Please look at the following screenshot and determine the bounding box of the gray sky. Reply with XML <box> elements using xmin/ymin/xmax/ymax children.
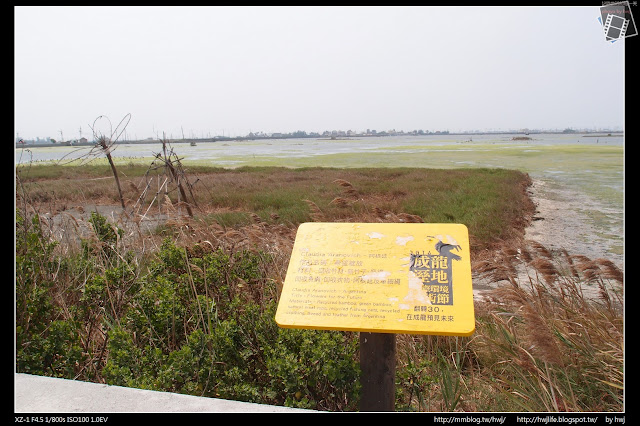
<box><xmin>14</xmin><ymin>6</ymin><xmax>625</xmax><ymax>140</ymax></box>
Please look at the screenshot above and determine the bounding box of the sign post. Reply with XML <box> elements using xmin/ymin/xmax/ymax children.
<box><xmin>275</xmin><ymin>222</ymin><xmax>475</xmax><ymax>411</ymax></box>
<box><xmin>359</xmin><ymin>332</ymin><xmax>396</xmax><ymax>411</ymax></box>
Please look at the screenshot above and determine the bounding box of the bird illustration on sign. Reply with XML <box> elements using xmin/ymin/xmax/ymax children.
<box><xmin>404</xmin><ymin>235</ymin><xmax>462</xmax><ymax>306</ymax></box>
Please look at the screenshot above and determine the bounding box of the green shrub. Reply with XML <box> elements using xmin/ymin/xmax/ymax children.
<box><xmin>17</xmin><ymin>320</ymin><xmax>84</xmax><ymax>377</ymax></box>
<box><xmin>15</xmin><ymin>210</ymin><xmax>84</xmax><ymax>377</ymax></box>
<box><xmin>15</xmin><ymin>210</ymin><xmax>58</xmax><ymax>332</ymax></box>
<box><xmin>265</xmin><ymin>327</ymin><xmax>360</xmax><ymax>410</ymax></box>
<box><xmin>103</xmin><ymin>238</ymin><xmax>360</xmax><ymax>410</ymax></box>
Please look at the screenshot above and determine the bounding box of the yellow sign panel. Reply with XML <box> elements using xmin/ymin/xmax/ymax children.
<box><xmin>275</xmin><ymin>223</ymin><xmax>475</xmax><ymax>336</ymax></box>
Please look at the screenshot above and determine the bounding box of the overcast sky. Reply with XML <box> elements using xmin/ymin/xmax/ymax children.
<box><xmin>14</xmin><ymin>6</ymin><xmax>625</xmax><ymax>140</ymax></box>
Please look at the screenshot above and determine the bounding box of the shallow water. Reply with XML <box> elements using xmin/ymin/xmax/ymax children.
<box><xmin>16</xmin><ymin>133</ymin><xmax>624</xmax><ymax>265</ymax></box>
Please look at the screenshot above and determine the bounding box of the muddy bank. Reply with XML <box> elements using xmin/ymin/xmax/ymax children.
<box><xmin>472</xmin><ymin>178</ymin><xmax>623</xmax><ymax>300</ymax></box>
<box><xmin>524</xmin><ymin>179</ymin><xmax>623</xmax><ymax>268</ymax></box>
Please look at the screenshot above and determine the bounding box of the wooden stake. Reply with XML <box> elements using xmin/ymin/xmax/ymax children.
<box><xmin>359</xmin><ymin>332</ymin><xmax>396</xmax><ymax>412</ymax></box>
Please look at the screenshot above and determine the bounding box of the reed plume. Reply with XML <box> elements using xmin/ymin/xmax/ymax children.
<box><xmin>303</xmin><ymin>199</ymin><xmax>325</xmax><ymax>221</ymax></box>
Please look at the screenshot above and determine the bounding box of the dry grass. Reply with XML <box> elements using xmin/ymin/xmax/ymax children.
<box><xmin>468</xmin><ymin>241</ymin><xmax>623</xmax><ymax>412</ymax></box>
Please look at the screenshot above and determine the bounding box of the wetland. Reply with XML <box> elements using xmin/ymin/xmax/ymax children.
<box><xmin>15</xmin><ymin>132</ymin><xmax>624</xmax><ymax>412</ymax></box>
<box><xmin>16</xmin><ymin>132</ymin><xmax>624</xmax><ymax>267</ymax></box>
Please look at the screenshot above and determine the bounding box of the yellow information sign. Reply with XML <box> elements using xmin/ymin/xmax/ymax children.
<box><xmin>275</xmin><ymin>223</ymin><xmax>475</xmax><ymax>336</ymax></box>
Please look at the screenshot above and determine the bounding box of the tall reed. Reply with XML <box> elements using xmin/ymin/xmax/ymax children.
<box><xmin>470</xmin><ymin>241</ymin><xmax>623</xmax><ymax>412</ymax></box>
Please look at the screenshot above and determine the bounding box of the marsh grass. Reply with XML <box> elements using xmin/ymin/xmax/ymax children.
<box><xmin>17</xmin><ymin>164</ymin><xmax>534</xmax><ymax>254</ymax></box>
<box><xmin>15</xmin><ymin>163</ymin><xmax>623</xmax><ymax>412</ymax></box>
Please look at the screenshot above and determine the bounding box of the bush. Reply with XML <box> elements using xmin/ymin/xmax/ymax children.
<box><xmin>15</xmin><ymin>210</ymin><xmax>84</xmax><ymax>377</ymax></box>
<box><xmin>265</xmin><ymin>327</ymin><xmax>360</xmax><ymax>410</ymax></box>
<box><xmin>103</xmin><ymin>238</ymin><xmax>360</xmax><ymax>411</ymax></box>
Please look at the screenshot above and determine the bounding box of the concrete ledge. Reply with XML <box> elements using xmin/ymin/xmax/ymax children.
<box><xmin>15</xmin><ymin>373</ymin><xmax>316</xmax><ymax>413</ymax></box>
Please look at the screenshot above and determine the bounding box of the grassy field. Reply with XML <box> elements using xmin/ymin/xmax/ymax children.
<box><xmin>15</xmin><ymin>162</ymin><xmax>623</xmax><ymax>412</ymax></box>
